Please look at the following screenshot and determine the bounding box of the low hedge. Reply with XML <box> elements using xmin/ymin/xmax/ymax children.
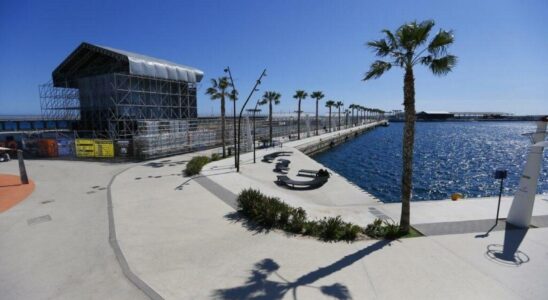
<box><xmin>237</xmin><ymin>188</ymin><xmax>363</xmax><ymax>242</ymax></box>
<box><xmin>184</xmin><ymin>156</ymin><xmax>211</xmax><ymax>176</ymax></box>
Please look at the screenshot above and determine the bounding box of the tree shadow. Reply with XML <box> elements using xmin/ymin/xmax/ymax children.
<box><xmin>213</xmin><ymin>239</ymin><xmax>391</xmax><ymax>299</ymax></box>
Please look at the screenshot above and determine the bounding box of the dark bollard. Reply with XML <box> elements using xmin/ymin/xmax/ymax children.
<box><xmin>17</xmin><ymin>150</ymin><xmax>29</xmax><ymax>185</ymax></box>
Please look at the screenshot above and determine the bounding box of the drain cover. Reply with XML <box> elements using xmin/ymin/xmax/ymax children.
<box><xmin>27</xmin><ymin>215</ymin><xmax>52</xmax><ymax>226</ymax></box>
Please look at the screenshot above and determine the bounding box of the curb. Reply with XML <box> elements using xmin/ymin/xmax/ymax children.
<box><xmin>107</xmin><ymin>165</ymin><xmax>164</xmax><ymax>300</ymax></box>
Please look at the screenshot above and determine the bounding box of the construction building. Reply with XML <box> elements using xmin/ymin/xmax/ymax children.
<box><xmin>39</xmin><ymin>42</ymin><xmax>204</xmax><ymax>159</ymax></box>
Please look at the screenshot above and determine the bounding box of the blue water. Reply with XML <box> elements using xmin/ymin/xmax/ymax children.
<box><xmin>314</xmin><ymin>122</ymin><xmax>548</xmax><ymax>202</ymax></box>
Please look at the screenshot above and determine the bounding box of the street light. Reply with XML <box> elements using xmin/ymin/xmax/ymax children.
<box><xmin>246</xmin><ymin>105</ymin><xmax>261</xmax><ymax>163</ymax></box>
<box><xmin>494</xmin><ymin>168</ymin><xmax>508</xmax><ymax>225</ymax></box>
<box><xmin>234</xmin><ymin>69</ymin><xmax>267</xmax><ymax>172</ymax></box>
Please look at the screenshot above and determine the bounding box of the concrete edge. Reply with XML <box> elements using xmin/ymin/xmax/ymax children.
<box><xmin>107</xmin><ymin>165</ymin><xmax>164</xmax><ymax>300</ymax></box>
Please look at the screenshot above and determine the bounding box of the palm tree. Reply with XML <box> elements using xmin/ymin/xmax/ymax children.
<box><xmin>349</xmin><ymin>104</ymin><xmax>358</xmax><ymax>126</ymax></box>
<box><xmin>335</xmin><ymin>101</ymin><xmax>344</xmax><ymax>130</ymax></box>
<box><xmin>363</xmin><ymin>20</ymin><xmax>456</xmax><ymax>233</ymax></box>
<box><xmin>310</xmin><ymin>91</ymin><xmax>325</xmax><ymax>135</ymax></box>
<box><xmin>293</xmin><ymin>90</ymin><xmax>308</xmax><ymax>139</ymax></box>
<box><xmin>259</xmin><ymin>91</ymin><xmax>281</xmax><ymax>146</ymax></box>
<box><xmin>206</xmin><ymin>77</ymin><xmax>232</xmax><ymax>157</ymax></box>
<box><xmin>325</xmin><ymin>100</ymin><xmax>335</xmax><ymax>132</ymax></box>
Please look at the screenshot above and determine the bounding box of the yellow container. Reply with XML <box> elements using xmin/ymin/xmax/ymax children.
<box><xmin>76</xmin><ymin>139</ymin><xmax>95</xmax><ymax>157</ymax></box>
<box><xmin>93</xmin><ymin>140</ymin><xmax>114</xmax><ymax>158</ymax></box>
<box><xmin>75</xmin><ymin>139</ymin><xmax>114</xmax><ymax>158</ymax></box>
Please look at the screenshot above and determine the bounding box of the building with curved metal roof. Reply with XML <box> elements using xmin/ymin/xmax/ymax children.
<box><xmin>40</xmin><ymin>42</ymin><xmax>204</xmax><ymax>140</ymax></box>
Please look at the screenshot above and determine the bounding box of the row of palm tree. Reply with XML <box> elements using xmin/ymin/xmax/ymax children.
<box><xmin>348</xmin><ymin>105</ymin><xmax>386</xmax><ymax>125</ymax></box>
<box><xmin>206</xmin><ymin>77</ymin><xmax>388</xmax><ymax>156</ymax></box>
<box><xmin>206</xmin><ymin>20</ymin><xmax>455</xmax><ymax>237</ymax></box>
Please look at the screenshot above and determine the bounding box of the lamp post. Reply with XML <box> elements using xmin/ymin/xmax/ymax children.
<box><xmin>224</xmin><ymin>67</ymin><xmax>238</xmax><ymax>168</ymax></box>
<box><xmin>494</xmin><ymin>168</ymin><xmax>508</xmax><ymax>225</ymax></box>
<box><xmin>246</xmin><ymin>106</ymin><xmax>261</xmax><ymax>163</ymax></box>
<box><xmin>234</xmin><ymin>69</ymin><xmax>267</xmax><ymax>172</ymax></box>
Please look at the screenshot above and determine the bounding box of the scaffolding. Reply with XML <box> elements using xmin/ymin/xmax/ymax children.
<box><xmin>39</xmin><ymin>84</ymin><xmax>80</xmax><ymax>120</ymax></box>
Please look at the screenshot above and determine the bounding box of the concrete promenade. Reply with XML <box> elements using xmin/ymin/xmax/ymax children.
<box><xmin>107</xmin><ymin>121</ymin><xmax>548</xmax><ymax>299</ymax></box>
<box><xmin>0</xmin><ymin>159</ymin><xmax>148</xmax><ymax>300</ymax></box>
<box><xmin>2</xmin><ymin>121</ymin><xmax>547</xmax><ymax>299</ymax></box>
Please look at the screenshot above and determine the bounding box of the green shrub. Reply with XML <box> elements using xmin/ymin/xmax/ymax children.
<box><xmin>286</xmin><ymin>207</ymin><xmax>307</xmax><ymax>233</ymax></box>
<box><xmin>236</xmin><ymin>188</ymin><xmax>364</xmax><ymax>242</ymax></box>
<box><xmin>318</xmin><ymin>216</ymin><xmax>346</xmax><ymax>241</ymax></box>
<box><xmin>184</xmin><ymin>156</ymin><xmax>210</xmax><ymax>176</ymax></box>
<box><xmin>211</xmin><ymin>153</ymin><xmax>221</xmax><ymax>161</ymax></box>
<box><xmin>365</xmin><ymin>218</ymin><xmax>403</xmax><ymax>239</ymax></box>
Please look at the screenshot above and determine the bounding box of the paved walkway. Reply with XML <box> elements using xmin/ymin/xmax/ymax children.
<box><xmin>0</xmin><ymin>160</ymin><xmax>148</xmax><ymax>300</ymax></box>
<box><xmin>108</xmin><ymin>122</ymin><xmax>548</xmax><ymax>299</ymax></box>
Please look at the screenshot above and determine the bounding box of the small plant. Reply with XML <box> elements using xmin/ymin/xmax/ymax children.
<box><xmin>236</xmin><ymin>188</ymin><xmax>364</xmax><ymax>242</ymax></box>
<box><xmin>365</xmin><ymin>218</ymin><xmax>404</xmax><ymax>239</ymax></box>
<box><xmin>184</xmin><ymin>156</ymin><xmax>210</xmax><ymax>176</ymax></box>
<box><xmin>211</xmin><ymin>153</ymin><xmax>221</xmax><ymax>161</ymax></box>
<box><xmin>318</xmin><ymin>216</ymin><xmax>346</xmax><ymax>241</ymax></box>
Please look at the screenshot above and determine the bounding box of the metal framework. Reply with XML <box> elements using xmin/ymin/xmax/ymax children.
<box><xmin>39</xmin><ymin>84</ymin><xmax>80</xmax><ymax>120</ymax></box>
<box><xmin>40</xmin><ymin>72</ymin><xmax>197</xmax><ymax>139</ymax></box>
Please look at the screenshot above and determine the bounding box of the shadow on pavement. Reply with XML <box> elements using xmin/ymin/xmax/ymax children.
<box><xmin>485</xmin><ymin>224</ymin><xmax>530</xmax><ymax>266</ymax></box>
<box><xmin>213</xmin><ymin>239</ymin><xmax>391</xmax><ymax>299</ymax></box>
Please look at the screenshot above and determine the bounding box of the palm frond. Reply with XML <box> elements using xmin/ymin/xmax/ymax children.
<box><xmin>367</xmin><ymin>39</ymin><xmax>392</xmax><ymax>57</ymax></box>
<box><xmin>429</xmin><ymin>55</ymin><xmax>457</xmax><ymax>76</ymax></box>
<box><xmin>363</xmin><ymin>60</ymin><xmax>392</xmax><ymax>81</ymax></box>
<box><xmin>396</xmin><ymin>20</ymin><xmax>434</xmax><ymax>51</ymax></box>
<box><xmin>428</xmin><ymin>29</ymin><xmax>454</xmax><ymax>56</ymax></box>
<box><xmin>293</xmin><ymin>90</ymin><xmax>308</xmax><ymax>100</ymax></box>
<box><xmin>382</xmin><ymin>29</ymin><xmax>398</xmax><ymax>49</ymax></box>
<box><xmin>414</xmin><ymin>20</ymin><xmax>435</xmax><ymax>46</ymax></box>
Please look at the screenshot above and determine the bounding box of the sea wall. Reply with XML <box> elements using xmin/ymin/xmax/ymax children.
<box><xmin>296</xmin><ymin>120</ymin><xmax>387</xmax><ymax>156</ymax></box>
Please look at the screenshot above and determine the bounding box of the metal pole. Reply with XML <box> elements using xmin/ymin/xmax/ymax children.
<box><xmin>253</xmin><ymin>111</ymin><xmax>256</xmax><ymax>163</ymax></box>
<box><xmin>235</xmin><ymin>69</ymin><xmax>267</xmax><ymax>172</ymax></box>
<box><xmin>224</xmin><ymin>67</ymin><xmax>238</xmax><ymax>169</ymax></box>
<box><xmin>495</xmin><ymin>178</ymin><xmax>504</xmax><ymax>225</ymax></box>
<box><xmin>17</xmin><ymin>150</ymin><xmax>29</xmax><ymax>185</ymax></box>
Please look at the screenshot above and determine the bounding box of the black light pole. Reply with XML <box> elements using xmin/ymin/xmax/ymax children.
<box><xmin>224</xmin><ymin>67</ymin><xmax>238</xmax><ymax>167</ymax></box>
<box><xmin>235</xmin><ymin>69</ymin><xmax>267</xmax><ymax>172</ymax></box>
<box><xmin>494</xmin><ymin>168</ymin><xmax>508</xmax><ymax>226</ymax></box>
<box><xmin>246</xmin><ymin>106</ymin><xmax>261</xmax><ymax>163</ymax></box>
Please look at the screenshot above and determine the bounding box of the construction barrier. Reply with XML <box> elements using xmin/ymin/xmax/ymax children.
<box><xmin>76</xmin><ymin>139</ymin><xmax>114</xmax><ymax>158</ymax></box>
<box><xmin>38</xmin><ymin>139</ymin><xmax>58</xmax><ymax>157</ymax></box>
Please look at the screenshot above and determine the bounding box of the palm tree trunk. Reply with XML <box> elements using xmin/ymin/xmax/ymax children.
<box><xmin>315</xmin><ymin>100</ymin><xmax>319</xmax><ymax>136</ymax></box>
<box><xmin>338</xmin><ymin>107</ymin><xmax>341</xmax><ymax>130</ymax></box>
<box><xmin>269</xmin><ymin>101</ymin><xmax>273</xmax><ymax>146</ymax></box>
<box><xmin>297</xmin><ymin>99</ymin><xmax>301</xmax><ymax>139</ymax></box>
<box><xmin>221</xmin><ymin>98</ymin><xmax>226</xmax><ymax>157</ymax></box>
<box><xmin>328</xmin><ymin>108</ymin><xmax>332</xmax><ymax>132</ymax></box>
<box><xmin>400</xmin><ymin>67</ymin><xmax>416</xmax><ymax>233</ymax></box>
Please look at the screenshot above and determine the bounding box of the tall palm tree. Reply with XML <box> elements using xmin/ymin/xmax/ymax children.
<box><xmin>348</xmin><ymin>104</ymin><xmax>355</xmax><ymax>126</ymax></box>
<box><xmin>335</xmin><ymin>101</ymin><xmax>344</xmax><ymax>130</ymax></box>
<box><xmin>259</xmin><ymin>91</ymin><xmax>281</xmax><ymax>147</ymax></box>
<box><xmin>363</xmin><ymin>20</ymin><xmax>456</xmax><ymax>233</ymax></box>
<box><xmin>310</xmin><ymin>91</ymin><xmax>325</xmax><ymax>135</ymax></box>
<box><xmin>206</xmin><ymin>77</ymin><xmax>232</xmax><ymax>157</ymax></box>
<box><xmin>325</xmin><ymin>100</ymin><xmax>335</xmax><ymax>132</ymax></box>
<box><xmin>293</xmin><ymin>90</ymin><xmax>308</xmax><ymax>139</ymax></box>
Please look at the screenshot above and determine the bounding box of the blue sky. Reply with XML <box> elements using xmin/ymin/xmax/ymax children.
<box><xmin>0</xmin><ymin>0</ymin><xmax>546</xmax><ymax>116</ymax></box>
